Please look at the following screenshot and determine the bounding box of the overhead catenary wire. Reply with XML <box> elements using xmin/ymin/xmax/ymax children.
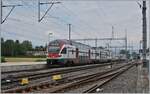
<box><xmin>20</xmin><ymin>0</ymin><xmax>87</xmax><ymax>39</ymax></box>
<box><xmin>2</xmin><ymin>0</ymin><xmax>109</xmax><ymax>39</ymax></box>
<box><xmin>60</xmin><ymin>3</ymin><xmax>100</xmax><ymax>37</ymax></box>
<box><xmin>1</xmin><ymin>1</ymin><xmax>67</xmax><ymax>41</ymax></box>
<box><xmin>1</xmin><ymin>0</ymin><xmax>142</xmax><ymax>49</ymax></box>
<box><xmin>45</xmin><ymin>2</ymin><xmax>94</xmax><ymax>39</ymax></box>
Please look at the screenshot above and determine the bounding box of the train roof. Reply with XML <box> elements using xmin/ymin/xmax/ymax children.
<box><xmin>49</xmin><ymin>39</ymin><xmax>91</xmax><ymax>49</ymax></box>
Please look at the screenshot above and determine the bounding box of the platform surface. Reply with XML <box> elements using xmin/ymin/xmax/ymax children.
<box><xmin>0</xmin><ymin>62</ymin><xmax>46</xmax><ymax>66</ymax></box>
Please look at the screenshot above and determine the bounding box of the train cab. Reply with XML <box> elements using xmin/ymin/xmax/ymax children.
<box><xmin>47</xmin><ymin>40</ymin><xmax>76</xmax><ymax>65</ymax></box>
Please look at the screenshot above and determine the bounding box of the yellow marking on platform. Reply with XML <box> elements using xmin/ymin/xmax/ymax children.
<box><xmin>20</xmin><ymin>78</ymin><xmax>29</xmax><ymax>85</ymax></box>
<box><xmin>52</xmin><ymin>75</ymin><xmax>62</xmax><ymax>81</ymax></box>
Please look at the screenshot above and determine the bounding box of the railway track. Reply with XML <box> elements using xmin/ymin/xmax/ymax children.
<box><xmin>47</xmin><ymin>63</ymin><xmax>135</xmax><ymax>93</ymax></box>
<box><xmin>2</xmin><ymin>62</ymin><xmax>135</xmax><ymax>93</ymax></box>
<box><xmin>1</xmin><ymin>62</ymin><xmax>115</xmax><ymax>90</ymax></box>
<box><xmin>2</xmin><ymin>61</ymin><xmax>120</xmax><ymax>75</ymax></box>
<box><xmin>83</xmin><ymin>64</ymin><xmax>134</xmax><ymax>93</ymax></box>
<box><xmin>2</xmin><ymin>60</ymin><xmax>124</xmax><ymax>76</ymax></box>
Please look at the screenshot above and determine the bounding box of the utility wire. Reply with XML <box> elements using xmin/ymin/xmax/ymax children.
<box><xmin>60</xmin><ymin>3</ymin><xmax>99</xmax><ymax>37</ymax></box>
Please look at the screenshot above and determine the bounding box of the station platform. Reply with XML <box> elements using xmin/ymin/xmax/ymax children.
<box><xmin>0</xmin><ymin>62</ymin><xmax>47</xmax><ymax>73</ymax></box>
<box><xmin>0</xmin><ymin>62</ymin><xmax>46</xmax><ymax>66</ymax></box>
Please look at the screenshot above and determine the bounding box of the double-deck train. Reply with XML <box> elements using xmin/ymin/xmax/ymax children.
<box><xmin>46</xmin><ymin>39</ymin><xmax>115</xmax><ymax>66</ymax></box>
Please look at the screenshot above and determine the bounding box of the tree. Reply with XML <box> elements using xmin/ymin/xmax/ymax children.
<box><xmin>119</xmin><ymin>49</ymin><xmax>131</xmax><ymax>59</ymax></box>
<box><xmin>21</xmin><ymin>40</ymin><xmax>33</xmax><ymax>55</ymax></box>
<box><xmin>4</xmin><ymin>40</ymin><xmax>15</xmax><ymax>56</ymax></box>
<box><xmin>35</xmin><ymin>46</ymin><xmax>40</xmax><ymax>51</ymax></box>
<box><xmin>1</xmin><ymin>38</ymin><xmax>4</xmax><ymax>56</ymax></box>
<box><xmin>1</xmin><ymin>38</ymin><xmax>48</xmax><ymax>56</ymax></box>
<box><xmin>132</xmin><ymin>52</ymin><xmax>139</xmax><ymax>59</ymax></box>
<box><xmin>14</xmin><ymin>40</ymin><xmax>22</xmax><ymax>56</ymax></box>
<box><xmin>34</xmin><ymin>45</ymin><xmax>45</xmax><ymax>51</ymax></box>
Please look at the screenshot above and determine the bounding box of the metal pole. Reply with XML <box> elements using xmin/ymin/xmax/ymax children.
<box><xmin>131</xmin><ymin>42</ymin><xmax>134</xmax><ymax>60</ymax></box>
<box><xmin>115</xmin><ymin>47</ymin><xmax>116</xmax><ymax>57</ymax></box>
<box><xmin>0</xmin><ymin>0</ymin><xmax>2</xmax><ymax>24</ymax></box>
<box><xmin>38</xmin><ymin>1</ymin><xmax>60</xmax><ymax>22</ymax></box>
<box><xmin>68</xmin><ymin>24</ymin><xmax>71</xmax><ymax>44</ymax></box>
<box><xmin>139</xmin><ymin>40</ymin><xmax>142</xmax><ymax>51</ymax></box>
<box><xmin>138</xmin><ymin>40</ymin><xmax>142</xmax><ymax>60</ymax></box>
<box><xmin>95</xmin><ymin>38</ymin><xmax>98</xmax><ymax>58</ymax></box>
<box><xmin>47</xmin><ymin>33</ymin><xmax>52</xmax><ymax>51</ymax></box>
<box><xmin>112</xmin><ymin>26</ymin><xmax>114</xmax><ymax>39</ymax></box>
<box><xmin>107</xmin><ymin>43</ymin><xmax>110</xmax><ymax>58</ymax></box>
<box><xmin>0</xmin><ymin>0</ymin><xmax>2</xmax><ymax>92</ymax></box>
<box><xmin>111</xmin><ymin>26</ymin><xmax>114</xmax><ymax>59</ymax></box>
<box><xmin>142</xmin><ymin>1</ymin><xmax>147</xmax><ymax>67</ymax></box>
<box><xmin>95</xmin><ymin>38</ymin><xmax>97</xmax><ymax>48</ymax></box>
<box><xmin>49</xmin><ymin>33</ymin><xmax>52</xmax><ymax>43</ymax></box>
<box><xmin>38</xmin><ymin>0</ymin><xmax>40</xmax><ymax>22</ymax></box>
<box><xmin>125</xmin><ymin>29</ymin><xmax>128</xmax><ymax>60</ymax></box>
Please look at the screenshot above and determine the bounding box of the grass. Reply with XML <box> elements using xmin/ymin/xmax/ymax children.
<box><xmin>5</xmin><ymin>57</ymin><xmax>46</xmax><ymax>62</ymax></box>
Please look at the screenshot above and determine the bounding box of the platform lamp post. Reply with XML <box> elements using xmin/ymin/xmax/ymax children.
<box><xmin>48</xmin><ymin>32</ymin><xmax>53</xmax><ymax>43</ymax></box>
<box><xmin>47</xmin><ymin>33</ymin><xmax>53</xmax><ymax>51</ymax></box>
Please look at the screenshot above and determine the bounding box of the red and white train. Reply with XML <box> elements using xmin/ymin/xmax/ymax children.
<box><xmin>46</xmin><ymin>39</ymin><xmax>113</xmax><ymax>66</ymax></box>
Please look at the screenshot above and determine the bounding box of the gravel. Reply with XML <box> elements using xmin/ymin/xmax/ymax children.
<box><xmin>100</xmin><ymin>65</ymin><xmax>138</xmax><ymax>93</ymax></box>
<box><xmin>63</xmin><ymin>64</ymin><xmax>139</xmax><ymax>93</ymax></box>
<box><xmin>32</xmin><ymin>63</ymin><xmax>126</xmax><ymax>93</ymax></box>
<box><xmin>2</xmin><ymin>62</ymin><xmax>129</xmax><ymax>93</ymax></box>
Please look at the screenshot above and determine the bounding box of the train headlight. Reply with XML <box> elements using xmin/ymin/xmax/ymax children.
<box><xmin>58</xmin><ymin>55</ymin><xmax>62</xmax><ymax>57</ymax></box>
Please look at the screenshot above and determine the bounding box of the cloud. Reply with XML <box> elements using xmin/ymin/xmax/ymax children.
<box><xmin>1</xmin><ymin>0</ymin><xmax>149</xmax><ymax>49</ymax></box>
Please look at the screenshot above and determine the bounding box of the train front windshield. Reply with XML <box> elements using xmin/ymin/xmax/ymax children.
<box><xmin>48</xmin><ymin>46</ymin><xmax>60</xmax><ymax>53</ymax></box>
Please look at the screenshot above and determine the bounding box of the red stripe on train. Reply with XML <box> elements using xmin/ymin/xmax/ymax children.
<box><xmin>48</xmin><ymin>53</ymin><xmax>61</xmax><ymax>58</ymax></box>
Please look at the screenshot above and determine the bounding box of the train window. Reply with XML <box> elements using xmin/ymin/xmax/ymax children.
<box><xmin>72</xmin><ymin>50</ymin><xmax>74</xmax><ymax>54</ymax></box>
<box><xmin>48</xmin><ymin>47</ymin><xmax>60</xmax><ymax>53</ymax></box>
<box><xmin>61</xmin><ymin>48</ymin><xmax>67</xmax><ymax>54</ymax></box>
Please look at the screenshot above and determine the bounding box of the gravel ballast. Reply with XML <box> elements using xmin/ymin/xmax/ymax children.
<box><xmin>101</xmin><ymin>65</ymin><xmax>146</xmax><ymax>93</ymax></box>
<box><xmin>66</xmin><ymin>64</ymin><xmax>148</xmax><ymax>93</ymax></box>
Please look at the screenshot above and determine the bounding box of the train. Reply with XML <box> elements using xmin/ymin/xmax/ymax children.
<box><xmin>46</xmin><ymin>39</ymin><xmax>119</xmax><ymax>66</ymax></box>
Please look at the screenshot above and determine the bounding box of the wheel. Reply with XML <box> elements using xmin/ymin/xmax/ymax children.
<box><xmin>65</xmin><ymin>61</ymin><xmax>73</xmax><ymax>67</ymax></box>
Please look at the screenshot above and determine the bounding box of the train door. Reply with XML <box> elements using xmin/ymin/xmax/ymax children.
<box><xmin>88</xmin><ymin>49</ymin><xmax>91</xmax><ymax>63</ymax></box>
<box><xmin>76</xmin><ymin>48</ymin><xmax>79</xmax><ymax>58</ymax></box>
<box><xmin>76</xmin><ymin>48</ymin><xmax>79</xmax><ymax>63</ymax></box>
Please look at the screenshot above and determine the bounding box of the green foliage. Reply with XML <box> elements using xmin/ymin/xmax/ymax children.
<box><xmin>120</xmin><ymin>49</ymin><xmax>129</xmax><ymax>55</ymax></box>
<box><xmin>131</xmin><ymin>52</ymin><xmax>139</xmax><ymax>59</ymax></box>
<box><xmin>1</xmin><ymin>56</ymin><xmax>5</xmax><ymax>63</ymax></box>
<box><xmin>21</xmin><ymin>40</ymin><xmax>33</xmax><ymax>55</ymax></box>
<box><xmin>119</xmin><ymin>49</ymin><xmax>131</xmax><ymax>59</ymax></box>
<box><xmin>1</xmin><ymin>38</ymin><xmax>46</xmax><ymax>57</ymax></box>
<box><xmin>34</xmin><ymin>45</ymin><xmax>46</xmax><ymax>51</ymax></box>
<box><xmin>3</xmin><ymin>39</ymin><xmax>15</xmax><ymax>56</ymax></box>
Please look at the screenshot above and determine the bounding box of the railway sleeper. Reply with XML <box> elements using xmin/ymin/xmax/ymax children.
<box><xmin>2</xmin><ymin>61</ymin><xmax>134</xmax><ymax>92</ymax></box>
<box><xmin>50</xmin><ymin>64</ymin><xmax>134</xmax><ymax>93</ymax></box>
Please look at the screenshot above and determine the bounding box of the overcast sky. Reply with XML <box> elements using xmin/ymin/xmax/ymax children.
<box><xmin>1</xmin><ymin>0</ymin><xmax>149</xmax><ymax>50</ymax></box>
